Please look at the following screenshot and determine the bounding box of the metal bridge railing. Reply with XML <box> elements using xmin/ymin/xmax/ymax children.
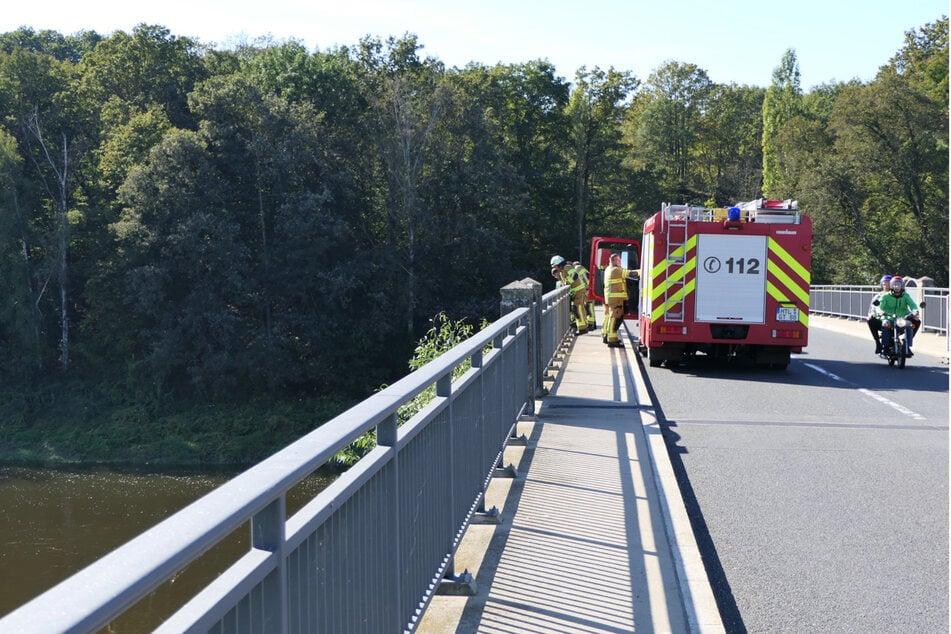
<box><xmin>0</xmin><ymin>284</ymin><xmax>572</xmax><ymax>634</ymax></box>
<box><xmin>810</xmin><ymin>284</ymin><xmax>949</xmax><ymax>336</ymax></box>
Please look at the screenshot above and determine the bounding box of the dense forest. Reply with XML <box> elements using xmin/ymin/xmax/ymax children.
<box><xmin>0</xmin><ymin>18</ymin><xmax>946</xmax><ymax>464</ymax></box>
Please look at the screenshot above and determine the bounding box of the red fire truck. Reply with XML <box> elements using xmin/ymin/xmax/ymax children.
<box><xmin>637</xmin><ymin>199</ymin><xmax>811</xmax><ymax>368</ymax></box>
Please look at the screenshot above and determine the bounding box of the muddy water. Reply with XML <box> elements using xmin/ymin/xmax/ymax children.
<box><xmin>0</xmin><ymin>466</ymin><xmax>332</xmax><ymax>630</ymax></box>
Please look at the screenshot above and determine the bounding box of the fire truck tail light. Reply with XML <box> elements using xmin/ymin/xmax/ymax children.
<box><xmin>659</xmin><ymin>325</ymin><xmax>687</xmax><ymax>335</ymax></box>
<box><xmin>772</xmin><ymin>329</ymin><xmax>802</xmax><ymax>339</ymax></box>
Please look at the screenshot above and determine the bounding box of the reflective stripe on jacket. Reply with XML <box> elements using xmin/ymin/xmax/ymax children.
<box><xmin>604</xmin><ymin>265</ymin><xmax>629</xmax><ymax>304</ymax></box>
<box><xmin>565</xmin><ymin>268</ymin><xmax>586</xmax><ymax>297</ymax></box>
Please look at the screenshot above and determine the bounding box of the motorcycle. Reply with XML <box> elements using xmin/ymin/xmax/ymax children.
<box><xmin>874</xmin><ymin>300</ymin><xmax>924</xmax><ymax>369</ymax></box>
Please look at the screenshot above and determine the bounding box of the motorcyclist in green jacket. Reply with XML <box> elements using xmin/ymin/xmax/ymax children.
<box><xmin>875</xmin><ymin>276</ymin><xmax>920</xmax><ymax>357</ymax></box>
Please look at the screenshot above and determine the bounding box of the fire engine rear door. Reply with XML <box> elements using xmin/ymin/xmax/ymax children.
<box><xmin>695</xmin><ymin>234</ymin><xmax>767</xmax><ymax>323</ymax></box>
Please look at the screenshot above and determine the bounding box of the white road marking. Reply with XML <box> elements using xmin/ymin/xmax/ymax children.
<box><xmin>803</xmin><ymin>362</ymin><xmax>926</xmax><ymax>420</ymax></box>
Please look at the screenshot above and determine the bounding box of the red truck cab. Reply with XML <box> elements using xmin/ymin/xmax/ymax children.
<box><xmin>588</xmin><ymin>236</ymin><xmax>641</xmax><ymax>320</ymax></box>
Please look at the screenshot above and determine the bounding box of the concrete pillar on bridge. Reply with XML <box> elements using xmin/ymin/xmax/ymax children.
<box><xmin>913</xmin><ymin>277</ymin><xmax>933</xmax><ymax>304</ymax></box>
<box><xmin>500</xmin><ymin>278</ymin><xmax>543</xmax><ymax>415</ymax></box>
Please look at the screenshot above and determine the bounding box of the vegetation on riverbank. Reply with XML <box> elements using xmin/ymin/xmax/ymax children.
<box><xmin>0</xmin><ymin>383</ymin><xmax>352</xmax><ymax>467</ymax></box>
<box><xmin>0</xmin><ymin>313</ymin><xmax>476</xmax><ymax>468</ymax></box>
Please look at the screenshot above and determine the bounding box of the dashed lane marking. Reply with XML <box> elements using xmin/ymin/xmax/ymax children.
<box><xmin>803</xmin><ymin>362</ymin><xmax>926</xmax><ymax>421</ymax></box>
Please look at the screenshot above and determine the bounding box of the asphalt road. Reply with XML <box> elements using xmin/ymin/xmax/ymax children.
<box><xmin>636</xmin><ymin>322</ymin><xmax>949</xmax><ymax>633</ymax></box>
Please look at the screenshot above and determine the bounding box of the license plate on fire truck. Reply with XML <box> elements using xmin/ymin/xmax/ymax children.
<box><xmin>776</xmin><ymin>306</ymin><xmax>799</xmax><ymax>322</ymax></box>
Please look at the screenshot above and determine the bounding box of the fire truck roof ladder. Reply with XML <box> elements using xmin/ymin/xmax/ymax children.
<box><xmin>662</xmin><ymin>203</ymin><xmax>690</xmax><ymax>322</ymax></box>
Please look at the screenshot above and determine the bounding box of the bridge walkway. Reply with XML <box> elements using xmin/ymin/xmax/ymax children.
<box><xmin>418</xmin><ymin>317</ymin><xmax>723</xmax><ymax>633</ymax></box>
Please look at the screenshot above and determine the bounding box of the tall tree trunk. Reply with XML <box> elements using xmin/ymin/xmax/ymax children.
<box><xmin>58</xmin><ymin>192</ymin><xmax>68</xmax><ymax>371</ymax></box>
<box><xmin>12</xmin><ymin>190</ymin><xmax>44</xmax><ymax>369</ymax></box>
<box><xmin>255</xmin><ymin>156</ymin><xmax>274</xmax><ymax>388</ymax></box>
<box><xmin>376</xmin><ymin>77</ymin><xmax>442</xmax><ymax>338</ymax></box>
<box><xmin>27</xmin><ymin>113</ymin><xmax>71</xmax><ymax>371</ymax></box>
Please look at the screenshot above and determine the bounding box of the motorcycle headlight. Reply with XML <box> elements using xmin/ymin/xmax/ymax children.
<box><xmin>896</xmin><ymin>317</ymin><xmax>908</xmax><ymax>328</ymax></box>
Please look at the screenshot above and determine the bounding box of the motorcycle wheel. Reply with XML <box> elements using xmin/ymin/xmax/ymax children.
<box><xmin>898</xmin><ymin>342</ymin><xmax>907</xmax><ymax>368</ymax></box>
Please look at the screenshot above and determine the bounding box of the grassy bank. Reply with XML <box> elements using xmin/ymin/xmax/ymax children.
<box><xmin>0</xmin><ymin>313</ymin><xmax>478</xmax><ymax>469</ymax></box>
<box><xmin>0</xmin><ymin>382</ymin><xmax>353</xmax><ymax>468</ymax></box>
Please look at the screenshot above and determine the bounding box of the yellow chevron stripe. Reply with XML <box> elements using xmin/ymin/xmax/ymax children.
<box><xmin>650</xmin><ymin>234</ymin><xmax>697</xmax><ymax>279</ymax></box>
<box><xmin>650</xmin><ymin>236</ymin><xmax>697</xmax><ymax>301</ymax></box>
<box><xmin>650</xmin><ymin>255</ymin><xmax>697</xmax><ymax>301</ymax></box>
<box><xmin>767</xmin><ymin>281</ymin><xmax>809</xmax><ymax>327</ymax></box>
<box><xmin>767</xmin><ymin>258</ymin><xmax>810</xmax><ymax>305</ymax></box>
<box><xmin>768</xmin><ymin>238</ymin><xmax>810</xmax><ymax>284</ymax></box>
<box><xmin>652</xmin><ymin>262</ymin><xmax>684</xmax><ymax>301</ymax></box>
<box><xmin>650</xmin><ymin>272</ymin><xmax>696</xmax><ymax>321</ymax></box>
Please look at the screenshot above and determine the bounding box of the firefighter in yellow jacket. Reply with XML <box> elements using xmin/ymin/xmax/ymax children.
<box><xmin>574</xmin><ymin>261</ymin><xmax>597</xmax><ymax>330</ymax></box>
<box><xmin>602</xmin><ymin>251</ymin><xmax>637</xmax><ymax>347</ymax></box>
<box><xmin>551</xmin><ymin>255</ymin><xmax>589</xmax><ymax>334</ymax></box>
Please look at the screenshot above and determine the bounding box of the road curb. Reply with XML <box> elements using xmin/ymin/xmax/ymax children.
<box><xmin>621</xmin><ymin>323</ymin><xmax>726</xmax><ymax>634</ymax></box>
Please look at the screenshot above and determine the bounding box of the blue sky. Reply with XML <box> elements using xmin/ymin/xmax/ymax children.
<box><xmin>4</xmin><ymin>1</ymin><xmax>947</xmax><ymax>89</ymax></box>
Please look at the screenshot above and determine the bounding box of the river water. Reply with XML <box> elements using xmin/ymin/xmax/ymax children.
<box><xmin>0</xmin><ymin>465</ymin><xmax>333</xmax><ymax>630</ymax></box>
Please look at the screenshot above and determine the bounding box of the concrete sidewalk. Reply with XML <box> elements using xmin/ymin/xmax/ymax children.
<box><xmin>416</xmin><ymin>322</ymin><xmax>723</xmax><ymax>633</ymax></box>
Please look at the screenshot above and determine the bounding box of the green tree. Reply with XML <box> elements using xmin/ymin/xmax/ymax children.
<box><xmin>696</xmin><ymin>83</ymin><xmax>765</xmax><ymax>203</ymax></box>
<box><xmin>762</xmin><ymin>48</ymin><xmax>802</xmax><ymax>197</ymax></box>
<box><xmin>76</xmin><ymin>24</ymin><xmax>207</xmax><ymax>129</ymax></box>
<box><xmin>0</xmin><ymin>26</ymin><xmax>101</xmax><ymax>63</ymax></box>
<box><xmin>567</xmin><ymin>66</ymin><xmax>638</xmax><ymax>259</ymax></box>
<box><xmin>352</xmin><ymin>34</ymin><xmax>452</xmax><ymax>336</ymax></box>
<box><xmin>889</xmin><ymin>15</ymin><xmax>948</xmax><ymax>105</ymax></box>
<box><xmin>452</xmin><ymin>61</ymin><xmax>572</xmax><ymax>280</ymax></box>
<box><xmin>0</xmin><ymin>126</ymin><xmax>43</xmax><ymax>378</ymax></box>
<box><xmin>95</xmin><ymin>104</ymin><xmax>172</xmax><ymax>195</ymax></box>
<box><xmin>829</xmin><ymin>46</ymin><xmax>948</xmax><ymax>282</ymax></box>
<box><xmin>629</xmin><ymin>61</ymin><xmax>713</xmax><ymax>201</ymax></box>
<box><xmin>112</xmin><ymin>129</ymin><xmax>249</xmax><ymax>398</ymax></box>
<box><xmin>0</xmin><ymin>46</ymin><xmax>93</xmax><ymax>372</ymax></box>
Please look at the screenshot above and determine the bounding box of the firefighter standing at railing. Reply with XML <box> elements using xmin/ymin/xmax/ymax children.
<box><xmin>602</xmin><ymin>251</ymin><xmax>637</xmax><ymax>348</ymax></box>
<box><xmin>574</xmin><ymin>261</ymin><xmax>597</xmax><ymax>331</ymax></box>
<box><xmin>551</xmin><ymin>255</ymin><xmax>589</xmax><ymax>334</ymax></box>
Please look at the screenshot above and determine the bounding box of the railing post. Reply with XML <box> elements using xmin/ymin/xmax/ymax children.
<box><xmin>916</xmin><ymin>277</ymin><xmax>932</xmax><ymax>326</ymax></box>
<box><xmin>376</xmin><ymin>412</ymin><xmax>401</xmax><ymax>628</ymax></box>
<box><xmin>500</xmin><ymin>278</ymin><xmax>543</xmax><ymax>415</ymax></box>
<box><xmin>251</xmin><ymin>497</ymin><xmax>287</xmax><ymax>634</ymax></box>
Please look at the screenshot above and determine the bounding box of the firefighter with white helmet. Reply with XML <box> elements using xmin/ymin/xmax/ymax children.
<box><xmin>551</xmin><ymin>255</ymin><xmax>589</xmax><ymax>334</ymax></box>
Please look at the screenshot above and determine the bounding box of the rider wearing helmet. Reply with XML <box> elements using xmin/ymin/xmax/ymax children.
<box><xmin>875</xmin><ymin>276</ymin><xmax>921</xmax><ymax>357</ymax></box>
<box><xmin>550</xmin><ymin>255</ymin><xmax>589</xmax><ymax>334</ymax></box>
<box><xmin>867</xmin><ymin>274</ymin><xmax>893</xmax><ymax>354</ymax></box>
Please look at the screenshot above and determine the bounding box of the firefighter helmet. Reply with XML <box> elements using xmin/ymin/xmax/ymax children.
<box><xmin>550</xmin><ymin>255</ymin><xmax>566</xmax><ymax>268</ymax></box>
